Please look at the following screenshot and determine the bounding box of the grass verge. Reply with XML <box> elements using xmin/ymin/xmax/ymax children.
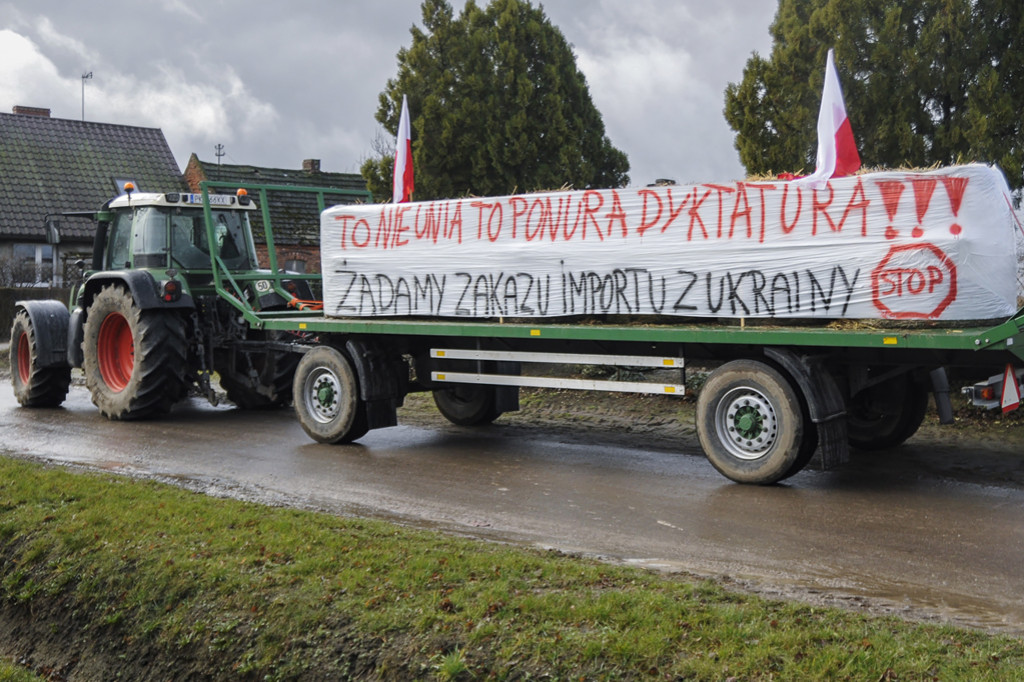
<box><xmin>1</xmin><ymin>457</ymin><xmax>1022</xmax><ymax>680</ymax></box>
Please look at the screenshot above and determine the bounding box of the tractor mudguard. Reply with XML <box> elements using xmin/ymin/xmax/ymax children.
<box><xmin>14</xmin><ymin>300</ymin><xmax>71</xmax><ymax>369</ymax></box>
<box><xmin>80</xmin><ymin>270</ymin><xmax>195</xmax><ymax>312</ymax></box>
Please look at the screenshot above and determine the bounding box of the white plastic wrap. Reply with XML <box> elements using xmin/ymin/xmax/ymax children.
<box><xmin>321</xmin><ymin>164</ymin><xmax>1019</xmax><ymax>321</ymax></box>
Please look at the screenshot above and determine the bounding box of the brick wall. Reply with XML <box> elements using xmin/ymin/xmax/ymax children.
<box><xmin>255</xmin><ymin>245</ymin><xmax>321</xmax><ymax>274</ymax></box>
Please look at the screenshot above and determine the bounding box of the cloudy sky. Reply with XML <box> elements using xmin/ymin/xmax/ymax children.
<box><xmin>0</xmin><ymin>1</ymin><xmax>776</xmax><ymax>188</ymax></box>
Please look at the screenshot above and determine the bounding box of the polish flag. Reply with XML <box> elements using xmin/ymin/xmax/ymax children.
<box><xmin>795</xmin><ymin>49</ymin><xmax>860</xmax><ymax>187</ymax></box>
<box><xmin>392</xmin><ymin>94</ymin><xmax>414</xmax><ymax>203</ymax></box>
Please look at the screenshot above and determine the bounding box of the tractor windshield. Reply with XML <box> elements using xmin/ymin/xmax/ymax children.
<box><xmin>169</xmin><ymin>207</ymin><xmax>256</xmax><ymax>270</ymax></box>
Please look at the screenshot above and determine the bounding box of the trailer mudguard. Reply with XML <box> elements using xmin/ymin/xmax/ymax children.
<box><xmin>345</xmin><ymin>339</ymin><xmax>408</xmax><ymax>430</ymax></box>
<box><xmin>764</xmin><ymin>347</ymin><xmax>850</xmax><ymax>470</ymax></box>
<box><xmin>929</xmin><ymin>368</ymin><xmax>954</xmax><ymax>424</ymax></box>
<box><xmin>15</xmin><ymin>300</ymin><xmax>71</xmax><ymax>369</ymax></box>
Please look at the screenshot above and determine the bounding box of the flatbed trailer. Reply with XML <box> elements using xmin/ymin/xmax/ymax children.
<box><xmin>240</xmin><ymin>299</ymin><xmax>1023</xmax><ymax>482</ymax></box>
<box><xmin>11</xmin><ymin>181</ymin><xmax>1023</xmax><ymax>485</ymax></box>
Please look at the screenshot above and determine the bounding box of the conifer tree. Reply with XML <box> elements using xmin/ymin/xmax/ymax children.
<box><xmin>724</xmin><ymin>0</ymin><xmax>1024</xmax><ymax>191</ymax></box>
<box><xmin>362</xmin><ymin>0</ymin><xmax>629</xmax><ymax>201</ymax></box>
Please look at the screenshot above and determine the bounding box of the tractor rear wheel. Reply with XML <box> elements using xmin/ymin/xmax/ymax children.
<box><xmin>82</xmin><ymin>285</ymin><xmax>189</xmax><ymax>420</ymax></box>
<box><xmin>10</xmin><ymin>309</ymin><xmax>71</xmax><ymax>407</ymax></box>
<box><xmin>293</xmin><ymin>346</ymin><xmax>369</xmax><ymax>443</ymax></box>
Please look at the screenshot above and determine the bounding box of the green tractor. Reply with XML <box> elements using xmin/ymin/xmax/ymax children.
<box><xmin>10</xmin><ymin>186</ymin><xmax>312</xmax><ymax>419</ymax></box>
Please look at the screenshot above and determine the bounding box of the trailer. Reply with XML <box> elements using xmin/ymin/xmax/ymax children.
<box><xmin>10</xmin><ymin>178</ymin><xmax>1023</xmax><ymax>485</ymax></box>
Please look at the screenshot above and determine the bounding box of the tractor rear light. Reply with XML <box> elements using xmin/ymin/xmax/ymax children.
<box><xmin>236</xmin><ymin>188</ymin><xmax>250</xmax><ymax>206</ymax></box>
<box><xmin>979</xmin><ymin>386</ymin><xmax>996</xmax><ymax>401</ymax></box>
<box><xmin>162</xmin><ymin>279</ymin><xmax>182</xmax><ymax>302</ymax></box>
<box><xmin>164</xmin><ymin>192</ymin><xmax>180</xmax><ymax>203</ymax></box>
<box><xmin>283</xmin><ymin>280</ymin><xmax>299</xmax><ymax>295</ymax></box>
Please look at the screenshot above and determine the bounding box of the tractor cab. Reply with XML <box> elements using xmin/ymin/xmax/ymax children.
<box><xmin>99</xmin><ymin>190</ymin><xmax>258</xmax><ymax>274</ymax></box>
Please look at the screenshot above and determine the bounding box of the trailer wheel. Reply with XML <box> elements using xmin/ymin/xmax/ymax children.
<box><xmin>10</xmin><ymin>310</ymin><xmax>71</xmax><ymax>407</ymax></box>
<box><xmin>82</xmin><ymin>285</ymin><xmax>189</xmax><ymax>420</ymax></box>
<box><xmin>697</xmin><ymin>360</ymin><xmax>805</xmax><ymax>485</ymax></box>
<box><xmin>848</xmin><ymin>376</ymin><xmax>929</xmax><ymax>451</ymax></box>
<box><xmin>293</xmin><ymin>346</ymin><xmax>369</xmax><ymax>444</ymax></box>
<box><xmin>433</xmin><ymin>385</ymin><xmax>502</xmax><ymax>426</ymax></box>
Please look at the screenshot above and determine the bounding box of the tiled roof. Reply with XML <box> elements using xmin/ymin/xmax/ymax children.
<box><xmin>0</xmin><ymin>112</ymin><xmax>184</xmax><ymax>242</ymax></box>
<box><xmin>190</xmin><ymin>157</ymin><xmax>371</xmax><ymax>245</ymax></box>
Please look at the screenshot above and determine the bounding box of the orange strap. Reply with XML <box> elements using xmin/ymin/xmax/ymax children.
<box><xmin>288</xmin><ymin>297</ymin><xmax>324</xmax><ymax>311</ymax></box>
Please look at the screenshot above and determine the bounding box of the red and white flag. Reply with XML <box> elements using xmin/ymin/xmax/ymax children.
<box><xmin>795</xmin><ymin>49</ymin><xmax>860</xmax><ymax>187</ymax></box>
<box><xmin>392</xmin><ymin>95</ymin><xmax>414</xmax><ymax>203</ymax></box>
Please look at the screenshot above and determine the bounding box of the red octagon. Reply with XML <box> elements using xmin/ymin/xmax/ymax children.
<box><xmin>871</xmin><ymin>243</ymin><xmax>958</xmax><ymax>319</ymax></box>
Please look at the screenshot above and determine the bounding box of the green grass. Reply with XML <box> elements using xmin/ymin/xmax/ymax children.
<box><xmin>0</xmin><ymin>661</ymin><xmax>42</xmax><ymax>682</ymax></box>
<box><xmin>1</xmin><ymin>455</ymin><xmax>1022</xmax><ymax>680</ymax></box>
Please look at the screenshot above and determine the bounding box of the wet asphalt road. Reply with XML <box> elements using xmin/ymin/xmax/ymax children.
<box><xmin>2</xmin><ymin>383</ymin><xmax>1023</xmax><ymax>634</ymax></box>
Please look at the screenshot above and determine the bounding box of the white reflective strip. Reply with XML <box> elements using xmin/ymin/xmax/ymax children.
<box><xmin>430</xmin><ymin>348</ymin><xmax>683</xmax><ymax>368</ymax></box>
<box><xmin>431</xmin><ymin>371</ymin><xmax>685</xmax><ymax>396</ymax></box>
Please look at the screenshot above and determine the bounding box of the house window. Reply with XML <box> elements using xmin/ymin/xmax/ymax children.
<box><xmin>11</xmin><ymin>243</ymin><xmax>54</xmax><ymax>285</ymax></box>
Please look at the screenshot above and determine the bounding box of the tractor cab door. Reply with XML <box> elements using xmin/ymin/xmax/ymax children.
<box><xmin>104</xmin><ymin>206</ymin><xmax>170</xmax><ymax>270</ymax></box>
<box><xmin>106</xmin><ymin>210</ymin><xmax>133</xmax><ymax>270</ymax></box>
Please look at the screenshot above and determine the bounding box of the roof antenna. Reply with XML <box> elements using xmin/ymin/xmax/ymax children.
<box><xmin>215</xmin><ymin>144</ymin><xmax>225</xmax><ymax>166</ymax></box>
<box><xmin>81</xmin><ymin>72</ymin><xmax>93</xmax><ymax>121</ymax></box>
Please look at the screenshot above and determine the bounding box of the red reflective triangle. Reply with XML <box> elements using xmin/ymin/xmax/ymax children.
<box><xmin>1001</xmin><ymin>364</ymin><xmax>1020</xmax><ymax>413</ymax></box>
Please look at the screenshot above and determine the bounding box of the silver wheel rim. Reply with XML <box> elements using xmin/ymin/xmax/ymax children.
<box><xmin>303</xmin><ymin>367</ymin><xmax>341</xmax><ymax>424</ymax></box>
<box><xmin>714</xmin><ymin>386</ymin><xmax>779</xmax><ymax>460</ymax></box>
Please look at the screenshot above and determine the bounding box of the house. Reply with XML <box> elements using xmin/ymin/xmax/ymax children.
<box><xmin>0</xmin><ymin>106</ymin><xmax>185</xmax><ymax>285</ymax></box>
<box><xmin>183</xmin><ymin>155</ymin><xmax>371</xmax><ymax>273</ymax></box>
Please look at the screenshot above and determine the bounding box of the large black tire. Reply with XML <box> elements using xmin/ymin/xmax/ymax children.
<box><xmin>217</xmin><ymin>331</ymin><xmax>299</xmax><ymax>409</ymax></box>
<box><xmin>847</xmin><ymin>375</ymin><xmax>929</xmax><ymax>451</ymax></box>
<box><xmin>10</xmin><ymin>310</ymin><xmax>71</xmax><ymax>407</ymax></box>
<box><xmin>293</xmin><ymin>346</ymin><xmax>369</xmax><ymax>444</ymax></box>
<box><xmin>433</xmin><ymin>385</ymin><xmax>502</xmax><ymax>426</ymax></box>
<box><xmin>696</xmin><ymin>359</ymin><xmax>806</xmax><ymax>485</ymax></box>
<box><xmin>82</xmin><ymin>285</ymin><xmax>189</xmax><ymax>420</ymax></box>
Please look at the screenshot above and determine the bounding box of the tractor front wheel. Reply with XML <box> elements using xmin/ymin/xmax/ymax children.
<box><xmin>82</xmin><ymin>285</ymin><xmax>189</xmax><ymax>420</ymax></box>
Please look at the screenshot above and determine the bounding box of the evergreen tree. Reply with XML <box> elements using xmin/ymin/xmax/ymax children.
<box><xmin>362</xmin><ymin>0</ymin><xmax>629</xmax><ymax>201</ymax></box>
<box><xmin>724</xmin><ymin>0</ymin><xmax>1024</xmax><ymax>191</ymax></box>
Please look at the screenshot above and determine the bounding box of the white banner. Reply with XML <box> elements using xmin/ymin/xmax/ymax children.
<box><xmin>321</xmin><ymin>164</ymin><xmax>1019</xmax><ymax>321</ymax></box>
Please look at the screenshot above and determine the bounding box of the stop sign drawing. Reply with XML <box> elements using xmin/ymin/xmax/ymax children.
<box><xmin>871</xmin><ymin>243</ymin><xmax>958</xmax><ymax>319</ymax></box>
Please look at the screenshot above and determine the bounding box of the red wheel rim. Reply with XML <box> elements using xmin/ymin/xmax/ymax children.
<box><xmin>16</xmin><ymin>331</ymin><xmax>31</xmax><ymax>385</ymax></box>
<box><xmin>97</xmin><ymin>312</ymin><xmax>134</xmax><ymax>392</ymax></box>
